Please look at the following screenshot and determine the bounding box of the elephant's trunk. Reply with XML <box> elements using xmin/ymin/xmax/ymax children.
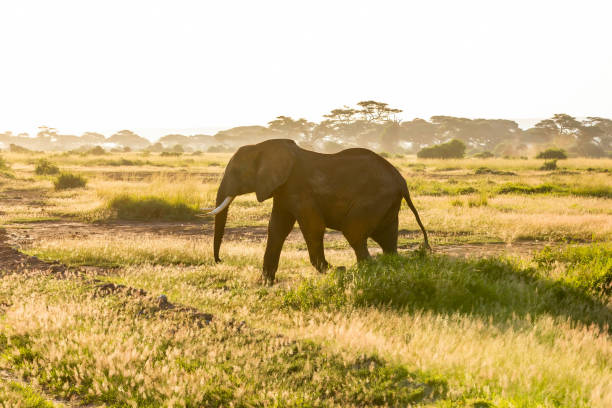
<box><xmin>213</xmin><ymin>183</ymin><xmax>232</xmax><ymax>263</ymax></box>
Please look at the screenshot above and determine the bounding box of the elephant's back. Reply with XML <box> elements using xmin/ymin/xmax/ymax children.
<box><xmin>310</xmin><ymin>148</ymin><xmax>406</xmax><ymax>196</ymax></box>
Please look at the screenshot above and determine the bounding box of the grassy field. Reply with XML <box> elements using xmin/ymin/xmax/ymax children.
<box><xmin>0</xmin><ymin>151</ymin><xmax>610</xmax><ymax>407</ymax></box>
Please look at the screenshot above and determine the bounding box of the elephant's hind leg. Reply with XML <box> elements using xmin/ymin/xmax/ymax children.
<box><xmin>370</xmin><ymin>216</ymin><xmax>399</xmax><ymax>254</ymax></box>
<box><xmin>263</xmin><ymin>206</ymin><xmax>296</xmax><ymax>284</ymax></box>
<box><xmin>342</xmin><ymin>224</ymin><xmax>371</xmax><ymax>262</ymax></box>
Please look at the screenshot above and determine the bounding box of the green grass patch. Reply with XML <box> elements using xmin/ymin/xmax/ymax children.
<box><xmin>0</xmin><ymin>379</ymin><xmax>56</xmax><ymax>408</ymax></box>
<box><xmin>283</xmin><ymin>252</ymin><xmax>611</xmax><ymax>328</ymax></box>
<box><xmin>106</xmin><ymin>193</ymin><xmax>201</xmax><ymax>221</ymax></box>
<box><xmin>534</xmin><ymin>243</ymin><xmax>612</xmax><ymax>297</ymax></box>
<box><xmin>407</xmin><ymin>179</ymin><xmax>480</xmax><ymax>196</ymax></box>
<box><xmin>497</xmin><ymin>182</ymin><xmax>612</xmax><ymax>198</ymax></box>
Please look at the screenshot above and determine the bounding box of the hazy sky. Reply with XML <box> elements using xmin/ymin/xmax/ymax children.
<box><xmin>1</xmin><ymin>0</ymin><xmax>611</xmax><ymax>139</ymax></box>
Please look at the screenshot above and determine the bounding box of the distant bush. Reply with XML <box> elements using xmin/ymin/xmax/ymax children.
<box><xmin>474</xmin><ymin>167</ymin><xmax>516</xmax><ymax>176</ymax></box>
<box><xmin>473</xmin><ymin>151</ymin><xmax>494</xmax><ymax>158</ymax></box>
<box><xmin>0</xmin><ymin>155</ymin><xmax>8</xmax><ymax>170</ymax></box>
<box><xmin>540</xmin><ymin>159</ymin><xmax>558</xmax><ymax>170</ymax></box>
<box><xmin>107</xmin><ymin>194</ymin><xmax>199</xmax><ymax>221</ymax></box>
<box><xmin>34</xmin><ymin>158</ymin><xmax>60</xmax><ymax>175</ymax></box>
<box><xmin>87</xmin><ymin>146</ymin><xmax>106</xmax><ymax>155</ymax></box>
<box><xmin>160</xmin><ymin>151</ymin><xmax>182</xmax><ymax>157</ymax></box>
<box><xmin>9</xmin><ymin>144</ymin><xmax>31</xmax><ymax>153</ymax></box>
<box><xmin>191</xmin><ymin>150</ymin><xmax>203</xmax><ymax>156</ymax></box>
<box><xmin>54</xmin><ymin>173</ymin><xmax>87</xmax><ymax>190</ymax></box>
<box><xmin>207</xmin><ymin>145</ymin><xmax>233</xmax><ymax>153</ymax></box>
<box><xmin>536</xmin><ymin>148</ymin><xmax>567</xmax><ymax>159</ymax></box>
<box><xmin>417</xmin><ymin>139</ymin><xmax>465</xmax><ymax>159</ymax></box>
<box><xmin>378</xmin><ymin>152</ymin><xmax>390</xmax><ymax>158</ymax></box>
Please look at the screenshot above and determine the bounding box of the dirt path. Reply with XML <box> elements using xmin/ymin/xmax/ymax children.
<box><xmin>2</xmin><ymin>220</ymin><xmax>556</xmax><ymax>259</ymax></box>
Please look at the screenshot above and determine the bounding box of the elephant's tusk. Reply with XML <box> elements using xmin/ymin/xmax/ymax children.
<box><xmin>207</xmin><ymin>196</ymin><xmax>234</xmax><ymax>215</ymax></box>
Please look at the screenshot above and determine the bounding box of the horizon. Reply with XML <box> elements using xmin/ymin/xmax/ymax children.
<box><xmin>0</xmin><ymin>117</ymin><xmax>575</xmax><ymax>142</ymax></box>
<box><xmin>1</xmin><ymin>1</ymin><xmax>611</xmax><ymax>139</ymax></box>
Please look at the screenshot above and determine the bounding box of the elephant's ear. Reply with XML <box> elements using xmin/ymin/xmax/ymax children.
<box><xmin>255</xmin><ymin>140</ymin><xmax>297</xmax><ymax>202</ymax></box>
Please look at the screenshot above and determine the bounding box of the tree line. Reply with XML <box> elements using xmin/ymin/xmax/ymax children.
<box><xmin>1</xmin><ymin>102</ymin><xmax>611</xmax><ymax>157</ymax></box>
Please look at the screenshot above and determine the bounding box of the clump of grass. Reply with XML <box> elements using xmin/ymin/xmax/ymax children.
<box><xmin>107</xmin><ymin>194</ymin><xmax>200</xmax><ymax>221</ymax></box>
<box><xmin>534</xmin><ymin>243</ymin><xmax>612</xmax><ymax>297</ymax></box>
<box><xmin>540</xmin><ymin>159</ymin><xmax>558</xmax><ymax>170</ymax></box>
<box><xmin>467</xmin><ymin>193</ymin><xmax>488</xmax><ymax>207</ymax></box>
<box><xmin>283</xmin><ymin>253</ymin><xmax>611</xmax><ymax>327</ymax></box>
<box><xmin>450</xmin><ymin>198</ymin><xmax>464</xmax><ymax>207</ymax></box>
<box><xmin>34</xmin><ymin>158</ymin><xmax>60</xmax><ymax>175</ymax></box>
<box><xmin>54</xmin><ymin>172</ymin><xmax>87</xmax><ymax>190</ymax></box>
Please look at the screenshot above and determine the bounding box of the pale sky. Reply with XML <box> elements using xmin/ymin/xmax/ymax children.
<box><xmin>1</xmin><ymin>0</ymin><xmax>611</xmax><ymax>139</ymax></box>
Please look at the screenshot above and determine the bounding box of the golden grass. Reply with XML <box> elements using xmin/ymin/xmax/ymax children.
<box><xmin>1</xmin><ymin>151</ymin><xmax>611</xmax><ymax>406</ymax></box>
<box><xmin>290</xmin><ymin>310</ymin><xmax>612</xmax><ymax>408</ymax></box>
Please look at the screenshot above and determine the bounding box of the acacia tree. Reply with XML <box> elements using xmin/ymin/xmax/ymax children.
<box><xmin>267</xmin><ymin>116</ymin><xmax>315</xmax><ymax>142</ymax></box>
<box><xmin>315</xmin><ymin>101</ymin><xmax>403</xmax><ymax>149</ymax></box>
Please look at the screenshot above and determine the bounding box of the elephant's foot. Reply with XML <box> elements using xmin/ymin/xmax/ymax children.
<box><xmin>262</xmin><ymin>270</ymin><xmax>276</xmax><ymax>286</ymax></box>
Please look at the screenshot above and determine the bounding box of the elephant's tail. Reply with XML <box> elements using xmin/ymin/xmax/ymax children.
<box><xmin>402</xmin><ymin>188</ymin><xmax>431</xmax><ymax>250</ymax></box>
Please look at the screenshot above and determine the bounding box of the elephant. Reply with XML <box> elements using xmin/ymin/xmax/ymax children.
<box><xmin>210</xmin><ymin>139</ymin><xmax>430</xmax><ymax>284</ymax></box>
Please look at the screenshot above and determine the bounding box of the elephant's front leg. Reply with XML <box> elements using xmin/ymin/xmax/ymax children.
<box><xmin>297</xmin><ymin>214</ymin><xmax>329</xmax><ymax>273</ymax></box>
<box><xmin>262</xmin><ymin>205</ymin><xmax>296</xmax><ymax>285</ymax></box>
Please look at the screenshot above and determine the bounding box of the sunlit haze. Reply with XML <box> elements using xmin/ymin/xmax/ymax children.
<box><xmin>1</xmin><ymin>0</ymin><xmax>611</xmax><ymax>139</ymax></box>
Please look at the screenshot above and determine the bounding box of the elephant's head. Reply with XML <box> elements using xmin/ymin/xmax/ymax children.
<box><xmin>210</xmin><ymin>139</ymin><xmax>297</xmax><ymax>263</ymax></box>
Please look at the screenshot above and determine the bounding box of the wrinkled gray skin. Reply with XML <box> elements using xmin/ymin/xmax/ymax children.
<box><xmin>213</xmin><ymin>139</ymin><xmax>430</xmax><ymax>285</ymax></box>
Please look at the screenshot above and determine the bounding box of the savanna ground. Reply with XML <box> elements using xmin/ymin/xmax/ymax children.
<box><xmin>0</xmin><ymin>150</ymin><xmax>611</xmax><ymax>407</ymax></box>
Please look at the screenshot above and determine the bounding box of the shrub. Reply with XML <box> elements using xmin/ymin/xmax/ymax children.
<box><xmin>9</xmin><ymin>144</ymin><xmax>31</xmax><ymax>153</ymax></box>
<box><xmin>0</xmin><ymin>155</ymin><xmax>8</xmax><ymax>169</ymax></box>
<box><xmin>160</xmin><ymin>151</ymin><xmax>182</xmax><ymax>157</ymax></box>
<box><xmin>107</xmin><ymin>194</ymin><xmax>199</xmax><ymax>221</ymax></box>
<box><xmin>54</xmin><ymin>173</ymin><xmax>87</xmax><ymax>190</ymax></box>
<box><xmin>378</xmin><ymin>152</ymin><xmax>390</xmax><ymax>158</ymax></box>
<box><xmin>417</xmin><ymin>139</ymin><xmax>465</xmax><ymax>159</ymax></box>
<box><xmin>540</xmin><ymin>159</ymin><xmax>558</xmax><ymax>170</ymax></box>
<box><xmin>473</xmin><ymin>151</ymin><xmax>494</xmax><ymax>158</ymax></box>
<box><xmin>536</xmin><ymin>148</ymin><xmax>567</xmax><ymax>159</ymax></box>
<box><xmin>34</xmin><ymin>158</ymin><xmax>60</xmax><ymax>175</ymax></box>
<box><xmin>87</xmin><ymin>146</ymin><xmax>106</xmax><ymax>155</ymax></box>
